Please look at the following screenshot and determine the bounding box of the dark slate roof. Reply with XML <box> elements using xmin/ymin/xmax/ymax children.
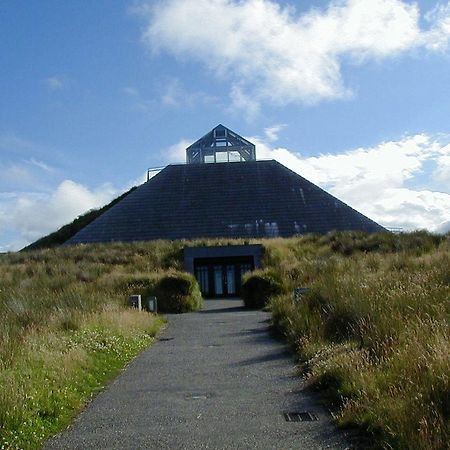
<box><xmin>66</xmin><ymin>160</ymin><xmax>385</xmax><ymax>244</ymax></box>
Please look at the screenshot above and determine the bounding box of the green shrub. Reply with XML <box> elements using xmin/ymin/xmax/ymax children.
<box><xmin>151</xmin><ymin>271</ymin><xmax>203</xmax><ymax>313</ymax></box>
<box><xmin>241</xmin><ymin>269</ymin><xmax>284</xmax><ymax>309</ymax></box>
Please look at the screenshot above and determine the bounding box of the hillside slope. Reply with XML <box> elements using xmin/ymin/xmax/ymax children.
<box><xmin>2</xmin><ymin>232</ymin><xmax>448</xmax><ymax>449</ymax></box>
<box><xmin>263</xmin><ymin>231</ymin><xmax>449</xmax><ymax>450</ymax></box>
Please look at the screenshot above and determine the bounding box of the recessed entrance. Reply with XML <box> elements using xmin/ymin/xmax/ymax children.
<box><xmin>184</xmin><ymin>244</ymin><xmax>262</xmax><ymax>298</ymax></box>
<box><xmin>194</xmin><ymin>257</ymin><xmax>253</xmax><ymax>298</ymax></box>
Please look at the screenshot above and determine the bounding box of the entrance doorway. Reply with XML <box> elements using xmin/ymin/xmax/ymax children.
<box><xmin>194</xmin><ymin>257</ymin><xmax>253</xmax><ymax>298</ymax></box>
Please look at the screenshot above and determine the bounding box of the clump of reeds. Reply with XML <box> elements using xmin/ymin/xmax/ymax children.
<box><xmin>267</xmin><ymin>231</ymin><xmax>449</xmax><ymax>449</ymax></box>
<box><xmin>0</xmin><ymin>241</ymin><xmax>177</xmax><ymax>449</ymax></box>
<box><xmin>0</xmin><ymin>237</ymin><xmax>267</xmax><ymax>449</ymax></box>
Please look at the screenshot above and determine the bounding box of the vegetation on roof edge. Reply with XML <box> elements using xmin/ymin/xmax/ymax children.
<box><xmin>22</xmin><ymin>186</ymin><xmax>137</xmax><ymax>252</ymax></box>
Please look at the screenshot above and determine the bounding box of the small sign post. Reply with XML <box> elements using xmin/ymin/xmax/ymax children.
<box><xmin>128</xmin><ymin>295</ymin><xmax>142</xmax><ymax>311</ymax></box>
<box><xmin>147</xmin><ymin>296</ymin><xmax>158</xmax><ymax>313</ymax></box>
<box><xmin>293</xmin><ymin>287</ymin><xmax>309</xmax><ymax>303</ymax></box>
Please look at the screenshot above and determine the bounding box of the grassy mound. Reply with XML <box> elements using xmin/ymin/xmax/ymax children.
<box><xmin>0</xmin><ymin>241</ymin><xmax>179</xmax><ymax>449</ymax></box>
<box><xmin>265</xmin><ymin>232</ymin><xmax>449</xmax><ymax>450</ymax></box>
<box><xmin>2</xmin><ymin>232</ymin><xmax>448</xmax><ymax>449</ymax></box>
<box><xmin>152</xmin><ymin>271</ymin><xmax>203</xmax><ymax>313</ymax></box>
<box><xmin>241</xmin><ymin>269</ymin><xmax>284</xmax><ymax>309</ymax></box>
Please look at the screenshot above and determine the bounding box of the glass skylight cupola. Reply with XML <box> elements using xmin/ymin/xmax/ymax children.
<box><xmin>186</xmin><ymin>124</ymin><xmax>256</xmax><ymax>164</ymax></box>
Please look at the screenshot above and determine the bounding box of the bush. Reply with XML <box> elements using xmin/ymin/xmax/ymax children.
<box><xmin>151</xmin><ymin>271</ymin><xmax>203</xmax><ymax>313</ymax></box>
<box><xmin>241</xmin><ymin>269</ymin><xmax>284</xmax><ymax>309</ymax></box>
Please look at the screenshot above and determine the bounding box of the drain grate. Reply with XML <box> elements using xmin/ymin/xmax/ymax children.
<box><xmin>284</xmin><ymin>412</ymin><xmax>318</xmax><ymax>422</ymax></box>
<box><xmin>185</xmin><ymin>393</ymin><xmax>209</xmax><ymax>400</ymax></box>
<box><xmin>158</xmin><ymin>337</ymin><xmax>174</xmax><ymax>342</ymax></box>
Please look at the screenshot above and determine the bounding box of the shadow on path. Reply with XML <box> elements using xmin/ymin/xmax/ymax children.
<box><xmin>44</xmin><ymin>297</ymin><xmax>351</xmax><ymax>450</ymax></box>
<box><xmin>199</xmin><ymin>306</ymin><xmax>247</xmax><ymax>314</ymax></box>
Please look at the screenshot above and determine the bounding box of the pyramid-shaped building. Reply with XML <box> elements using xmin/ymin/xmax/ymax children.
<box><xmin>67</xmin><ymin>124</ymin><xmax>384</xmax><ymax>245</ymax></box>
<box><xmin>67</xmin><ymin>125</ymin><xmax>384</xmax><ymax>297</ymax></box>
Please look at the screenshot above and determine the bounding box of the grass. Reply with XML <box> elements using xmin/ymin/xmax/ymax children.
<box><xmin>0</xmin><ymin>242</ymin><xmax>177</xmax><ymax>449</ymax></box>
<box><xmin>0</xmin><ymin>308</ymin><xmax>163</xmax><ymax>450</ymax></box>
<box><xmin>1</xmin><ymin>232</ymin><xmax>448</xmax><ymax>449</ymax></box>
<box><xmin>0</xmin><ymin>237</ymin><xmax>262</xmax><ymax>449</ymax></box>
<box><xmin>265</xmin><ymin>231</ymin><xmax>449</xmax><ymax>449</ymax></box>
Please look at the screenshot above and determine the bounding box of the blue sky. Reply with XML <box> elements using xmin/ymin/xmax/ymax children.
<box><xmin>1</xmin><ymin>0</ymin><xmax>450</xmax><ymax>251</ymax></box>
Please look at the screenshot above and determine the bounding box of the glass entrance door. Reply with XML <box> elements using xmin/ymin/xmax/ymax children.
<box><xmin>213</xmin><ymin>265</ymin><xmax>223</xmax><ymax>296</ymax></box>
<box><xmin>195</xmin><ymin>265</ymin><xmax>209</xmax><ymax>296</ymax></box>
<box><xmin>213</xmin><ymin>264</ymin><xmax>236</xmax><ymax>297</ymax></box>
<box><xmin>194</xmin><ymin>256</ymin><xmax>254</xmax><ymax>298</ymax></box>
<box><xmin>225</xmin><ymin>265</ymin><xmax>236</xmax><ymax>295</ymax></box>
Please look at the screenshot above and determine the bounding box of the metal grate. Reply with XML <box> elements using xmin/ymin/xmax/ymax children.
<box><xmin>284</xmin><ymin>412</ymin><xmax>318</xmax><ymax>422</ymax></box>
<box><xmin>158</xmin><ymin>337</ymin><xmax>174</xmax><ymax>342</ymax></box>
<box><xmin>185</xmin><ymin>393</ymin><xmax>209</xmax><ymax>400</ymax></box>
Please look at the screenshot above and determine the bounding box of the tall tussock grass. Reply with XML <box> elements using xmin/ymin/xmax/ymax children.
<box><xmin>0</xmin><ymin>241</ymin><xmax>186</xmax><ymax>449</ymax></box>
<box><xmin>267</xmin><ymin>231</ymin><xmax>449</xmax><ymax>449</ymax></box>
<box><xmin>2</xmin><ymin>233</ymin><xmax>448</xmax><ymax>449</ymax></box>
<box><xmin>0</xmin><ymin>237</ymin><xmax>262</xmax><ymax>449</ymax></box>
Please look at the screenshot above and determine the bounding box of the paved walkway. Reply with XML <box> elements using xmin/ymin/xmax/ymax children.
<box><xmin>45</xmin><ymin>299</ymin><xmax>350</xmax><ymax>449</ymax></box>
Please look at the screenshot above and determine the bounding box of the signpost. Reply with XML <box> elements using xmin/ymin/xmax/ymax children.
<box><xmin>147</xmin><ymin>296</ymin><xmax>158</xmax><ymax>313</ymax></box>
<box><xmin>293</xmin><ymin>287</ymin><xmax>309</xmax><ymax>303</ymax></box>
<box><xmin>128</xmin><ymin>295</ymin><xmax>142</xmax><ymax>311</ymax></box>
<box><xmin>128</xmin><ymin>295</ymin><xmax>158</xmax><ymax>313</ymax></box>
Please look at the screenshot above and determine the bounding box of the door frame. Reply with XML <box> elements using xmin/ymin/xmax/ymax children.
<box><xmin>194</xmin><ymin>256</ymin><xmax>254</xmax><ymax>298</ymax></box>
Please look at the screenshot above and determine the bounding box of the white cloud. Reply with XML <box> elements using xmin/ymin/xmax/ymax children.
<box><xmin>160</xmin><ymin>79</ymin><xmax>184</xmax><ymax>107</ymax></box>
<box><xmin>0</xmin><ymin>181</ymin><xmax>117</xmax><ymax>250</ymax></box>
<box><xmin>435</xmin><ymin>219</ymin><xmax>450</xmax><ymax>234</ymax></box>
<box><xmin>122</xmin><ymin>86</ymin><xmax>139</xmax><ymax>96</ymax></box>
<box><xmin>362</xmin><ymin>188</ymin><xmax>449</xmax><ymax>232</ymax></box>
<box><xmin>137</xmin><ymin>0</ymin><xmax>450</xmax><ymax>114</ymax></box>
<box><xmin>0</xmin><ymin>164</ymin><xmax>33</xmax><ymax>187</ymax></box>
<box><xmin>160</xmin><ymin>78</ymin><xmax>218</xmax><ymax>109</ymax></box>
<box><xmin>229</xmin><ymin>85</ymin><xmax>261</xmax><ymax>120</ymax></box>
<box><xmin>434</xmin><ymin>151</ymin><xmax>450</xmax><ymax>185</ymax></box>
<box><xmin>44</xmin><ymin>76</ymin><xmax>64</xmax><ymax>90</ymax></box>
<box><xmin>0</xmin><ymin>134</ymin><xmax>36</xmax><ymax>152</ymax></box>
<box><xmin>264</xmin><ymin>124</ymin><xmax>286</xmax><ymax>142</ymax></box>
<box><xmin>123</xmin><ymin>79</ymin><xmax>216</xmax><ymax>115</ymax></box>
<box><xmin>26</xmin><ymin>158</ymin><xmax>55</xmax><ymax>173</ymax></box>
<box><xmin>423</xmin><ymin>2</ymin><xmax>450</xmax><ymax>50</ymax></box>
<box><xmin>0</xmin><ymin>158</ymin><xmax>57</xmax><ymax>191</ymax></box>
<box><xmin>164</xmin><ymin>138</ymin><xmax>191</xmax><ymax>163</ymax></box>
<box><xmin>250</xmin><ymin>132</ymin><xmax>450</xmax><ymax>232</ymax></box>
<box><xmin>0</xmin><ymin>239</ymin><xmax>28</xmax><ymax>254</ymax></box>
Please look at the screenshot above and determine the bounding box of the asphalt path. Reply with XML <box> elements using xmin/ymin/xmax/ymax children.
<box><xmin>45</xmin><ymin>299</ymin><xmax>351</xmax><ymax>449</ymax></box>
